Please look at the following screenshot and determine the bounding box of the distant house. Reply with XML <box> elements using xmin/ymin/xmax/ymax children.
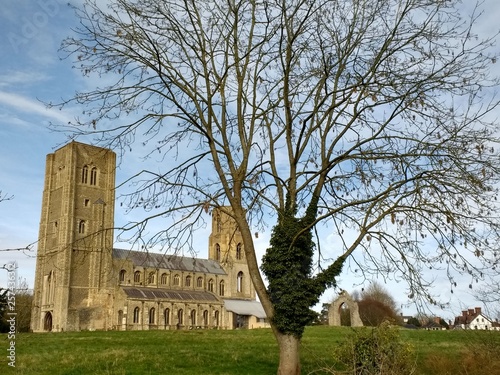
<box><xmin>452</xmin><ymin>307</ymin><xmax>500</xmax><ymax>331</ymax></box>
<box><xmin>400</xmin><ymin>314</ymin><xmax>413</xmax><ymax>324</ymax></box>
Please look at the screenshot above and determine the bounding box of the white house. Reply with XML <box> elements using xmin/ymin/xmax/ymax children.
<box><xmin>453</xmin><ymin>307</ymin><xmax>500</xmax><ymax>331</ymax></box>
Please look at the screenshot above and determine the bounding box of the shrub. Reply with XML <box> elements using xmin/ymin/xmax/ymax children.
<box><xmin>333</xmin><ymin>322</ymin><xmax>416</xmax><ymax>375</ymax></box>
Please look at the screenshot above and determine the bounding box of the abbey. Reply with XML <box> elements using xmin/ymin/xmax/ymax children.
<box><xmin>31</xmin><ymin>141</ymin><xmax>267</xmax><ymax>332</ymax></box>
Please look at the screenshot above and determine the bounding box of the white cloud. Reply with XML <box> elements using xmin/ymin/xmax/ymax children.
<box><xmin>0</xmin><ymin>91</ymin><xmax>72</xmax><ymax>124</ymax></box>
<box><xmin>0</xmin><ymin>71</ymin><xmax>50</xmax><ymax>88</ymax></box>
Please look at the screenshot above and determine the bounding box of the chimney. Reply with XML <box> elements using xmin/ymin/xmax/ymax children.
<box><xmin>463</xmin><ymin>310</ymin><xmax>468</xmax><ymax>317</ymax></box>
<box><xmin>468</xmin><ymin>309</ymin><xmax>474</xmax><ymax>316</ymax></box>
<box><xmin>475</xmin><ymin>307</ymin><xmax>481</xmax><ymax>315</ymax></box>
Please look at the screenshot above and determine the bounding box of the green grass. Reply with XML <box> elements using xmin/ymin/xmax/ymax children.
<box><xmin>3</xmin><ymin>326</ymin><xmax>500</xmax><ymax>374</ymax></box>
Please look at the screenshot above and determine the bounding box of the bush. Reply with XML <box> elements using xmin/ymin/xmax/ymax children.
<box><xmin>333</xmin><ymin>322</ymin><xmax>416</xmax><ymax>374</ymax></box>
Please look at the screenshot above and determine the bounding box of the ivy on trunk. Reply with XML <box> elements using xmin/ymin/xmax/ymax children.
<box><xmin>262</xmin><ymin>196</ymin><xmax>345</xmax><ymax>337</ymax></box>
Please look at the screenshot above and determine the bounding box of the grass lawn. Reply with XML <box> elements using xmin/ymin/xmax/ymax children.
<box><xmin>3</xmin><ymin>326</ymin><xmax>500</xmax><ymax>374</ymax></box>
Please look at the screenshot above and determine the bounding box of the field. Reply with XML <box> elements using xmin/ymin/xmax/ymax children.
<box><xmin>4</xmin><ymin>326</ymin><xmax>500</xmax><ymax>374</ymax></box>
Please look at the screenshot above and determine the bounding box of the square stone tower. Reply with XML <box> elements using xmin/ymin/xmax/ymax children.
<box><xmin>208</xmin><ymin>207</ymin><xmax>255</xmax><ymax>300</ymax></box>
<box><xmin>31</xmin><ymin>141</ymin><xmax>116</xmax><ymax>332</ymax></box>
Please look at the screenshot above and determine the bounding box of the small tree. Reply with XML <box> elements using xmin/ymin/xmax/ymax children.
<box><xmin>15</xmin><ymin>279</ymin><xmax>33</xmax><ymax>333</ymax></box>
<box><xmin>406</xmin><ymin>317</ymin><xmax>421</xmax><ymax>327</ymax></box>
<box><xmin>56</xmin><ymin>0</ymin><xmax>500</xmax><ymax>373</ymax></box>
<box><xmin>356</xmin><ymin>282</ymin><xmax>401</xmax><ymax>326</ymax></box>
<box><xmin>0</xmin><ymin>288</ymin><xmax>9</xmax><ymax>333</ymax></box>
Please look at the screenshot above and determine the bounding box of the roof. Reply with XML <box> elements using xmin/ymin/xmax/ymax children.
<box><xmin>224</xmin><ymin>299</ymin><xmax>267</xmax><ymax>319</ymax></box>
<box><xmin>122</xmin><ymin>286</ymin><xmax>221</xmax><ymax>303</ymax></box>
<box><xmin>453</xmin><ymin>308</ymin><xmax>492</xmax><ymax>326</ymax></box>
<box><xmin>113</xmin><ymin>248</ymin><xmax>226</xmax><ymax>275</ymax></box>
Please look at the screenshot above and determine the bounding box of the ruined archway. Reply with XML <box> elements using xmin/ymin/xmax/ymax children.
<box><xmin>43</xmin><ymin>312</ymin><xmax>53</xmax><ymax>332</ymax></box>
<box><xmin>328</xmin><ymin>291</ymin><xmax>363</xmax><ymax>327</ymax></box>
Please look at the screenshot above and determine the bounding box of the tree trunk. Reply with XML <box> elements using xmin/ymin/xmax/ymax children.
<box><xmin>277</xmin><ymin>332</ymin><xmax>301</xmax><ymax>375</ymax></box>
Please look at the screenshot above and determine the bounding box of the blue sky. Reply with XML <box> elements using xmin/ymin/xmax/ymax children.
<box><xmin>1</xmin><ymin>0</ymin><xmax>499</xmax><ymax>321</ymax></box>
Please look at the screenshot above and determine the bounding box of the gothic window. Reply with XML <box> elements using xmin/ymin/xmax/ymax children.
<box><xmin>215</xmin><ymin>243</ymin><xmax>221</xmax><ymax>261</ymax></box>
<box><xmin>208</xmin><ymin>279</ymin><xmax>214</xmax><ymax>293</ymax></box>
<box><xmin>178</xmin><ymin>309</ymin><xmax>184</xmax><ymax>325</ymax></box>
<box><xmin>134</xmin><ymin>271</ymin><xmax>141</xmax><ymax>283</ymax></box>
<box><xmin>173</xmin><ymin>274</ymin><xmax>180</xmax><ymax>286</ymax></box>
<box><xmin>78</xmin><ymin>220</ymin><xmax>86</xmax><ymax>234</ymax></box>
<box><xmin>164</xmin><ymin>308</ymin><xmax>170</xmax><ymax>326</ymax></box>
<box><xmin>149</xmin><ymin>308</ymin><xmax>155</xmax><ymax>324</ymax></box>
<box><xmin>203</xmin><ymin>310</ymin><xmax>208</xmax><ymax>326</ymax></box>
<box><xmin>216</xmin><ymin>213</ymin><xmax>221</xmax><ymax>232</ymax></box>
<box><xmin>133</xmin><ymin>307</ymin><xmax>140</xmax><ymax>323</ymax></box>
<box><xmin>119</xmin><ymin>270</ymin><xmax>126</xmax><ymax>283</ymax></box>
<box><xmin>190</xmin><ymin>309</ymin><xmax>196</xmax><ymax>326</ymax></box>
<box><xmin>147</xmin><ymin>272</ymin><xmax>155</xmax><ymax>285</ymax></box>
<box><xmin>45</xmin><ymin>271</ymin><xmax>53</xmax><ymax>304</ymax></box>
<box><xmin>84</xmin><ymin>198</ymin><xmax>90</xmax><ymax>207</ymax></box>
<box><xmin>160</xmin><ymin>273</ymin><xmax>168</xmax><ymax>285</ymax></box>
<box><xmin>81</xmin><ymin>165</ymin><xmax>88</xmax><ymax>184</ymax></box>
<box><xmin>219</xmin><ymin>280</ymin><xmax>225</xmax><ymax>296</ymax></box>
<box><xmin>90</xmin><ymin>167</ymin><xmax>98</xmax><ymax>186</ymax></box>
<box><xmin>196</xmin><ymin>277</ymin><xmax>203</xmax><ymax>288</ymax></box>
<box><xmin>236</xmin><ymin>243</ymin><xmax>242</xmax><ymax>260</ymax></box>
<box><xmin>214</xmin><ymin>310</ymin><xmax>220</xmax><ymax>327</ymax></box>
<box><xmin>237</xmin><ymin>271</ymin><xmax>244</xmax><ymax>293</ymax></box>
<box><xmin>185</xmin><ymin>275</ymin><xmax>192</xmax><ymax>287</ymax></box>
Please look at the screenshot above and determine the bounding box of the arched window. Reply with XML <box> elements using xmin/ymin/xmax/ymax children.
<box><xmin>149</xmin><ymin>308</ymin><xmax>155</xmax><ymax>324</ymax></box>
<box><xmin>78</xmin><ymin>220</ymin><xmax>86</xmax><ymax>234</ymax></box>
<box><xmin>45</xmin><ymin>271</ymin><xmax>53</xmax><ymax>304</ymax></box>
<box><xmin>90</xmin><ymin>167</ymin><xmax>97</xmax><ymax>186</ymax></box>
<box><xmin>236</xmin><ymin>243</ymin><xmax>243</xmax><ymax>260</ymax></box>
<box><xmin>214</xmin><ymin>310</ymin><xmax>220</xmax><ymax>327</ymax></box>
<box><xmin>119</xmin><ymin>270</ymin><xmax>126</xmax><ymax>283</ymax></box>
<box><xmin>164</xmin><ymin>308</ymin><xmax>170</xmax><ymax>326</ymax></box>
<box><xmin>178</xmin><ymin>309</ymin><xmax>184</xmax><ymax>325</ymax></box>
<box><xmin>237</xmin><ymin>271</ymin><xmax>244</xmax><ymax>293</ymax></box>
<box><xmin>219</xmin><ymin>280</ymin><xmax>225</xmax><ymax>296</ymax></box>
<box><xmin>190</xmin><ymin>309</ymin><xmax>196</xmax><ymax>326</ymax></box>
<box><xmin>160</xmin><ymin>273</ymin><xmax>168</xmax><ymax>285</ymax></box>
<box><xmin>208</xmin><ymin>279</ymin><xmax>214</xmax><ymax>293</ymax></box>
<box><xmin>134</xmin><ymin>271</ymin><xmax>141</xmax><ymax>283</ymax></box>
<box><xmin>216</xmin><ymin>213</ymin><xmax>221</xmax><ymax>232</ymax></box>
<box><xmin>203</xmin><ymin>310</ymin><xmax>209</xmax><ymax>327</ymax></box>
<box><xmin>185</xmin><ymin>275</ymin><xmax>191</xmax><ymax>287</ymax></box>
<box><xmin>117</xmin><ymin>310</ymin><xmax>123</xmax><ymax>327</ymax></box>
<box><xmin>148</xmin><ymin>272</ymin><xmax>155</xmax><ymax>285</ymax></box>
<box><xmin>133</xmin><ymin>307</ymin><xmax>140</xmax><ymax>323</ymax></box>
<box><xmin>81</xmin><ymin>165</ymin><xmax>88</xmax><ymax>184</ymax></box>
<box><xmin>173</xmin><ymin>274</ymin><xmax>180</xmax><ymax>286</ymax></box>
<box><xmin>215</xmin><ymin>243</ymin><xmax>221</xmax><ymax>261</ymax></box>
<box><xmin>196</xmin><ymin>277</ymin><xmax>203</xmax><ymax>288</ymax></box>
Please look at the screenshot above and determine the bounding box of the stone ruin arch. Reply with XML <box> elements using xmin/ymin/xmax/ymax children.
<box><xmin>328</xmin><ymin>290</ymin><xmax>363</xmax><ymax>327</ymax></box>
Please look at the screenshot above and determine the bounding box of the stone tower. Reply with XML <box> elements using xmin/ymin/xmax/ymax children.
<box><xmin>31</xmin><ymin>142</ymin><xmax>116</xmax><ymax>332</ymax></box>
<box><xmin>208</xmin><ymin>207</ymin><xmax>255</xmax><ymax>300</ymax></box>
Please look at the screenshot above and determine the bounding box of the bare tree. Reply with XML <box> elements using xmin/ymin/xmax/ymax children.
<box><xmin>56</xmin><ymin>0</ymin><xmax>500</xmax><ymax>373</ymax></box>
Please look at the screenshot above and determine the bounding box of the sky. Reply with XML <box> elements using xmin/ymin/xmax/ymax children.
<box><xmin>1</xmin><ymin>0</ymin><xmax>499</xmax><ymax>322</ymax></box>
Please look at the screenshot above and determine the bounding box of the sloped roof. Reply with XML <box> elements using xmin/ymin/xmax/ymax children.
<box><xmin>113</xmin><ymin>248</ymin><xmax>226</xmax><ymax>275</ymax></box>
<box><xmin>224</xmin><ymin>299</ymin><xmax>267</xmax><ymax>319</ymax></box>
<box><xmin>122</xmin><ymin>286</ymin><xmax>221</xmax><ymax>303</ymax></box>
<box><xmin>453</xmin><ymin>310</ymin><xmax>491</xmax><ymax>326</ymax></box>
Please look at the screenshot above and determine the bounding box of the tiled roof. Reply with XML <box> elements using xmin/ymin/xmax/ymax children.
<box><xmin>122</xmin><ymin>286</ymin><xmax>221</xmax><ymax>302</ymax></box>
<box><xmin>113</xmin><ymin>248</ymin><xmax>226</xmax><ymax>275</ymax></box>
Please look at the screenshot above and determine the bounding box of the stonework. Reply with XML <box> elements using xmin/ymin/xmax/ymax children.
<box><xmin>31</xmin><ymin>141</ymin><xmax>268</xmax><ymax>332</ymax></box>
<box><xmin>328</xmin><ymin>291</ymin><xmax>363</xmax><ymax>327</ymax></box>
